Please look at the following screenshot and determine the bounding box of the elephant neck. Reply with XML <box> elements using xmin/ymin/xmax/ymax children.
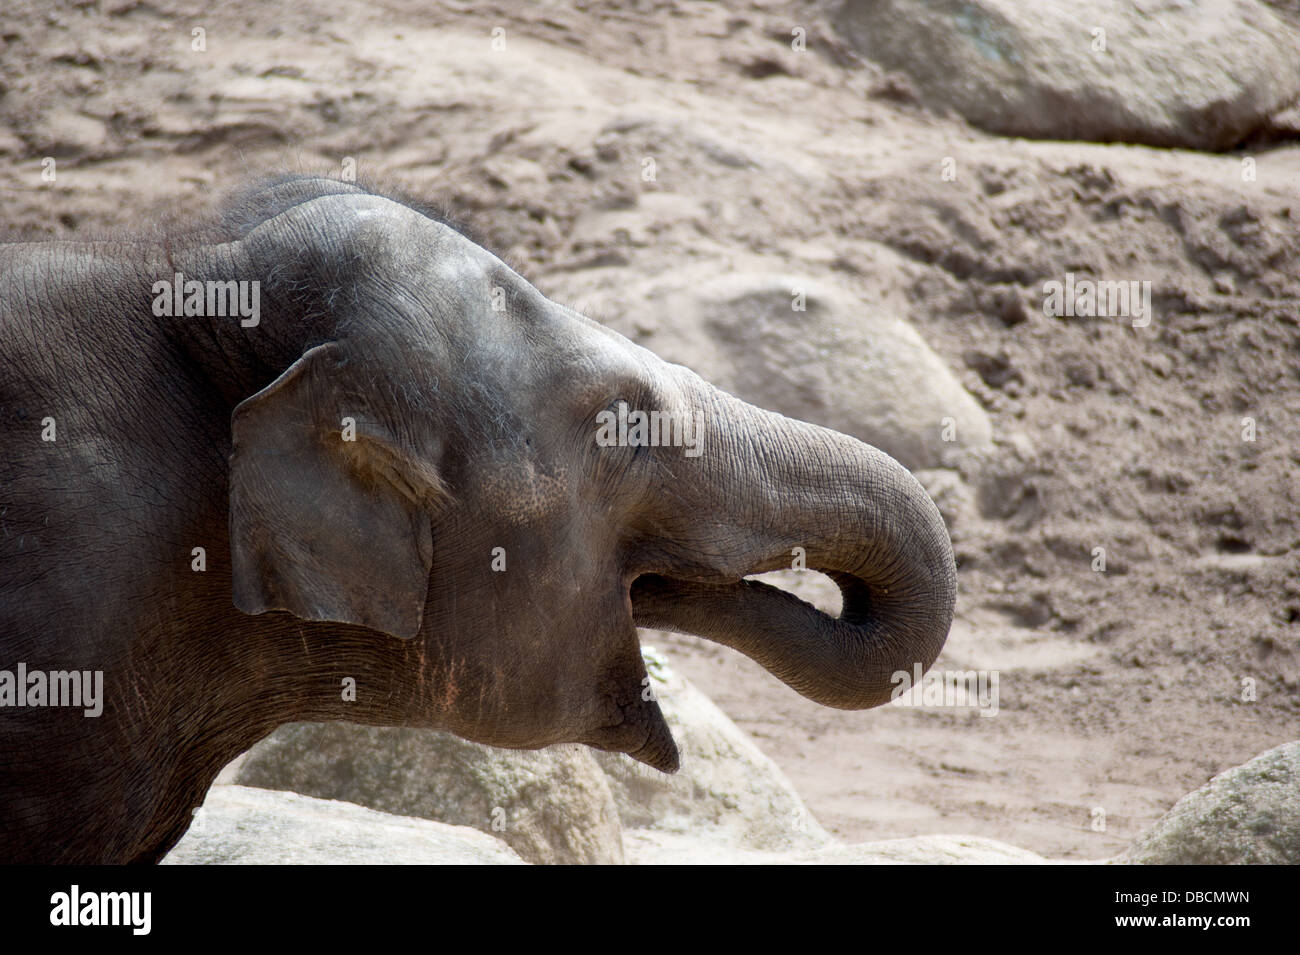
<box><xmin>127</xmin><ymin>620</ymin><xmax>436</xmax><ymax>861</ymax></box>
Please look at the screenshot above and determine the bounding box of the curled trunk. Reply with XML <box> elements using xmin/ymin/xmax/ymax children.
<box><xmin>632</xmin><ymin>389</ymin><xmax>957</xmax><ymax>710</ymax></box>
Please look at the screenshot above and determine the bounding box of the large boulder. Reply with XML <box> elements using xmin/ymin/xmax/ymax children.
<box><xmin>624</xmin><ymin>830</ymin><xmax>1053</xmax><ymax>865</ymax></box>
<box><xmin>549</xmin><ymin>262</ymin><xmax>992</xmax><ymax>471</ymax></box>
<box><xmin>164</xmin><ymin>785</ymin><xmax>524</xmax><ymax>865</ymax></box>
<box><xmin>1119</xmin><ymin>742</ymin><xmax>1300</xmax><ymax>864</ymax></box>
<box><xmin>234</xmin><ymin>724</ymin><xmax>623</xmax><ymax>865</ymax></box>
<box><xmin>167</xmin><ymin>787</ymin><xmax>1056</xmax><ymax>865</ymax></box>
<box><xmin>592</xmin><ymin>646</ymin><xmax>833</xmax><ymax>852</ymax></box>
<box><xmin>834</xmin><ymin>0</ymin><xmax>1300</xmax><ymax>149</ymax></box>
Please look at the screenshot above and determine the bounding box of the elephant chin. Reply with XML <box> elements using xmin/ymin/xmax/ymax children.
<box><xmin>626</xmin><ymin>716</ymin><xmax>681</xmax><ymax>774</ymax></box>
<box><xmin>581</xmin><ymin>684</ymin><xmax>681</xmax><ymax>774</ymax></box>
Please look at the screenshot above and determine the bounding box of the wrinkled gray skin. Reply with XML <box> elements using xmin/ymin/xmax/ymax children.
<box><xmin>0</xmin><ymin>177</ymin><xmax>955</xmax><ymax>863</ymax></box>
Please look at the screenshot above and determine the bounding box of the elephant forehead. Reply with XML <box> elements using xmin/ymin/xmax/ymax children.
<box><xmin>478</xmin><ymin>459</ymin><xmax>571</xmax><ymax>525</ymax></box>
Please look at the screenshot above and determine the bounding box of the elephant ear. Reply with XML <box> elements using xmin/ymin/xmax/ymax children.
<box><xmin>228</xmin><ymin>341</ymin><xmax>439</xmax><ymax>640</ymax></box>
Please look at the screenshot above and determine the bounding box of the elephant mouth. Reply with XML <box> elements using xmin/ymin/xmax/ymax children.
<box><xmin>629</xmin><ymin>563</ymin><xmax>949</xmax><ymax>711</ymax></box>
<box><xmin>630</xmin><ymin>572</ymin><xmax>851</xmax><ymax>649</ymax></box>
<box><xmin>631</xmin><ymin>572</ymin><xmax>846</xmax><ymax>627</ymax></box>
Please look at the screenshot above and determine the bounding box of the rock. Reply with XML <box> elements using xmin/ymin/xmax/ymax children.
<box><xmin>1119</xmin><ymin>742</ymin><xmax>1300</xmax><ymax>864</ymax></box>
<box><xmin>169</xmin><ymin>787</ymin><xmax>1059</xmax><ymax>866</ymax></box>
<box><xmin>163</xmin><ymin>785</ymin><xmax>524</xmax><ymax>865</ymax></box>
<box><xmin>1262</xmin><ymin>0</ymin><xmax>1300</xmax><ymax>26</ymax></box>
<box><xmin>783</xmin><ymin>834</ymin><xmax>1055</xmax><ymax>864</ymax></box>
<box><xmin>234</xmin><ymin>724</ymin><xmax>623</xmax><ymax>865</ymax></box>
<box><xmin>623</xmin><ymin>830</ymin><xmax>1055</xmax><ymax>864</ymax></box>
<box><xmin>914</xmin><ymin>468</ymin><xmax>978</xmax><ymax>537</ymax></box>
<box><xmin>592</xmin><ymin>646</ymin><xmax>833</xmax><ymax>852</ymax></box>
<box><xmin>963</xmin><ymin>348</ymin><xmax>1022</xmax><ymax>391</ymax></box>
<box><xmin>833</xmin><ymin>0</ymin><xmax>1300</xmax><ymax>150</ymax></box>
<box><xmin>557</xmin><ymin>262</ymin><xmax>992</xmax><ymax>470</ymax></box>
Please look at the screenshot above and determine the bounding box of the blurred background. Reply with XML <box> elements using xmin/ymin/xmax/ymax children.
<box><xmin>5</xmin><ymin>0</ymin><xmax>1299</xmax><ymax>861</ymax></box>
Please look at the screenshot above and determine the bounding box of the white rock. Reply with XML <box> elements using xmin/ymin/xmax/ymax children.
<box><xmin>556</xmin><ymin>262</ymin><xmax>992</xmax><ymax>471</ymax></box>
<box><xmin>835</xmin><ymin>0</ymin><xmax>1300</xmax><ymax>149</ymax></box>
<box><xmin>233</xmin><ymin>723</ymin><xmax>623</xmax><ymax>865</ymax></box>
<box><xmin>1120</xmin><ymin>741</ymin><xmax>1300</xmax><ymax>864</ymax></box>
<box><xmin>623</xmin><ymin>830</ymin><xmax>1055</xmax><ymax>865</ymax></box>
<box><xmin>163</xmin><ymin>785</ymin><xmax>524</xmax><ymax>865</ymax></box>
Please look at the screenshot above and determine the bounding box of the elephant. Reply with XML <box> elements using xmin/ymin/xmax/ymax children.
<box><xmin>0</xmin><ymin>175</ymin><xmax>956</xmax><ymax>863</ymax></box>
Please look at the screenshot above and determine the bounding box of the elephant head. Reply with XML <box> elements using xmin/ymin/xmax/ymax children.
<box><xmin>218</xmin><ymin>178</ymin><xmax>957</xmax><ymax>774</ymax></box>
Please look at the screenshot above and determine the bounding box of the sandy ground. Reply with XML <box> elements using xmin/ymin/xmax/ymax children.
<box><xmin>2</xmin><ymin>0</ymin><xmax>1298</xmax><ymax>859</ymax></box>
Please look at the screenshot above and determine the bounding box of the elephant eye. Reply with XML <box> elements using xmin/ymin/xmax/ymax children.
<box><xmin>597</xmin><ymin>396</ymin><xmax>639</xmax><ymax>422</ymax></box>
<box><xmin>592</xmin><ymin>398</ymin><xmax>633</xmax><ymax>448</ymax></box>
<box><xmin>595</xmin><ymin>399</ymin><xmax>628</xmax><ymax>434</ymax></box>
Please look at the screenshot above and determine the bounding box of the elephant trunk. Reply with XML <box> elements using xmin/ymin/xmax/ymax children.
<box><xmin>631</xmin><ymin>386</ymin><xmax>956</xmax><ymax>710</ymax></box>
